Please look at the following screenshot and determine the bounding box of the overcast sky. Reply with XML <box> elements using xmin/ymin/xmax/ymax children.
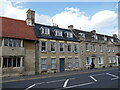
<box><xmin>0</xmin><ymin>0</ymin><xmax>118</xmax><ymax>36</ymax></box>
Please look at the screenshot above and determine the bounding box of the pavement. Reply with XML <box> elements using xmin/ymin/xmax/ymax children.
<box><xmin>1</xmin><ymin>67</ymin><xmax>120</xmax><ymax>90</ymax></box>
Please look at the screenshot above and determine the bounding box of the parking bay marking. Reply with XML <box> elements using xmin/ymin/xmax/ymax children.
<box><xmin>106</xmin><ymin>73</ymin><xmax>120</xmax><ymax>80</ymax></box>
<box><xmin>25</xmin><ymin>78</ymin><xmax>75</xmax><ymax>90</ymax></box>
<box><xmin>89</xmin><ymin>76</ymin><xmax>97</xmax><ymax>82</ymax></box>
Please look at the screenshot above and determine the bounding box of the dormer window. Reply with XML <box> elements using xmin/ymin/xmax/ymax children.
<box><xmin>110</xmin><ymin>38</ymin><xmax>114</xmax><ymax>42</ymax></box>
<box><xmin>66</xmin><ymin>32</ymin><xmax>73</xmax><ymax>38</ymax></box>
<box><xmin>103</xmin><ymin>36</ymin><xmax>107</xmax><ymax>41</ymax></box>
<box><xmin>92</xmin><ymin>34</ymin><xmax>98</xmax><ymax>40</ymax></box>
<box><xmin>55</xmin><ymin>30</ymin><xmax>62</xmax><ymax>37</ymax></box>
<box><xmin>79</xmin><ymin>33</ymin><xmax>85</xmax><ymax>38</ymax></box>
<box><xmin>40</xmin><ymin>27</ymin><xmax>50</xmax><ymax>35</ymax></box>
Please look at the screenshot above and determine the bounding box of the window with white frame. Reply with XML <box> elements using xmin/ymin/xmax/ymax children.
<box><xmin>2</xmin><ymin>57</ymin><xmax>22</xmax><ymax>68</ymax></box>
<box><xmin>103</xmin><ymin>36</ymin><xmax>107</xmax><ymax>41</ymax></box>
<box><xmin>93</xmin><ymin>44</ymin><xmax>96</xmax><ymax>52</ymax></box>
<box><xmin>113</xmin><ymin>56</ymin><xmax>116</xmax><ymax>63</ymax></box>
<box><xmin>55</xmin><ymin>30</ymin><xmax>62</xmax><ymax>36</ymax></box>
<box><xmin>99</xmin><ymin>45</ymin><xmax>102</xmax><ymax>52</ymax></box>
<box><xmin>68</xmin><ymin>44</ymin><xmax>72</xmax><ymax>52</ymax></box>
<box><xmin>74</xmin><ymin>44</ymin><xmax>78</xmax><ymax>52</ymax></box>
<box><xmin>108</xmin><ymin>57</ymin><xmax>112</xmax><ymax>63</ymax></box>
<box><xmin>98</xmin><ymin>56</ymin><xmax>103</xmax><ymax>64</ymax></box>
<box><xmin>51</xmin><ymin>58</ymin><xmax>56</xmax><ymax>69</ymax></box>
<box><xmin>93</xmin><ymin>35</ymin><xmax>98</xmax><ymax>40</ymax></box>
<box><xmin>68</xmin><ymin>58</ymin><xmax>72</xmax><ymax>68</ymax></box>
<box><xmin>67</xmin><ymin>32</ymin><xmax>73</xmax><ymax>38</ymax></box>
<box><xmin>79</xmin><ymin>33</ymin><xmax>85</xmax><ymax>38</ymax></box>
<box><xmin>60</xmin><ymin>43</ymin><xmax>64</xmax><ymax>52</ymax></box>
<box><xmin>86</xmin><ymin>56</ymin><xmax>91</xmax><ymax>65</ymax></box>
<box><xmin>75</xmin><ymin>58</ymin><xmax>79</xmax><ymax>68</ymax></box>
<box><xmin>51</xmin><ymin>42</ymin><xmax>56</xmax><ymax>52</ymax></box>
<box><xmin>106</xmin><ymin>46</ymin><xmax>110</xmax><ymax>52</ymax></box>
<box><xmin>41</xmin><ymin>41</ymin><xmax>47</xmax><ymax>52</ymax></box>
<box><xmin>110</xmin><ymin>38</ymin><xmax>114</xmax><ymax>42</ymax></box>
<box><xmin>41</xmin><ymin>58</ymin><xmax>47</xmax><ymax>71</ymax></box>
<box><xmin>40</xmin><ymin>27</ymin><xmax>50</xmax><ymax>35</ymax></box>
<box><xmin>86</xmin><ymin>43</ymin><xmax>90</xmax><ymax>51</ymax></box>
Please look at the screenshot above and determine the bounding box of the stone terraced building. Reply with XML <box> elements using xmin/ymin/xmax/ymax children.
<box><xmin>0</xmin><ymin>9</ymin><xmax>120</xmax><ymax>77</ymax></box>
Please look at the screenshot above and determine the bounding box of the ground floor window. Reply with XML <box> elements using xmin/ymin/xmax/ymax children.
<box><xmin>75</xmin><ymin>58</ymin><xmax>79</xmax><ymax>68</ymax></box>
<box><xmin>113</xmin><ymin>56</ymin><xmax>116</xmax><ymax>63</ymax></box>
<box><xmin>98</xmin><ymin>56</ymin><xmax>103</xmax><ymax>64</ymax></box>
<box><xmin>68</xmin><ymin>58</ymin><xmax>72</xmax><ymax>68</ymax></box>
<box><xmin>41</xmin><ymin>58</ymin><xmax>47</xmax><ymax>71</ymax></box>
<box><xmin>2</xmin><ymin>57</ymin><xmax>23</xmax><ymax>68</ymax></box>
<box><xmin>86</xmin><ymin>56</ymin><xmax>90</xmax><ymax>65</ymax></box>
<box><xmin>51</xmin><ymin>58</ymin><xmax>56</xmax><ymax>69</ymax></box>
<box><xmin>108</xmin><ymin>57</ymin><xmax>112</xmax><ymax>63</ymax></box>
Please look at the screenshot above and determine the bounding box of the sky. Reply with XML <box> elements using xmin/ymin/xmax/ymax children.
<box><xmin>0</xmin><ymin>0</ymin><xmax>119</xmax><ymax>36</ymax></box>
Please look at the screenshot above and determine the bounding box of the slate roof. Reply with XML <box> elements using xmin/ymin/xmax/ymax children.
<box><xmin>33</xmin><ymin>23</ymin><xmax>79</xmax><ymax>42</ymax></box>
<box><xmin>0</xmin><ymin>17</ymin><xmax>37</xmax><ymax>41</ymax></box>
<box><xmin>73</xmin><ymin>29</ymin><xmax>119</xmax><ymax>43</ymax></box>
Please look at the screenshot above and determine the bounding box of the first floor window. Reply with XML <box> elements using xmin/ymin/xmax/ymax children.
<box><xmin>51</xmin><ymin>58</ymin><xmax>56</xmax><ymax>69</ymax></box>
<box><xmin>3</xmin><ymin>58</ymin><xmax>7</xmax><ymax>68</ymax></box>
<box><xmin>60</xmin><ymin>43</ymin><xmax>64</xmax><ymax>52</ymax></box>
<box><xmin>68</xmin><ymin>44</ymin><xmax>72</xmax><ymax>52</ymax></box>
<box><xmin>51</xmin><ymin>42</ymin><xmax>56</xmax><ymax>52</ymax></box>
<box><xmin>41</xmin><ymin>58</ymin><xmax>47</xmax><ymax>71</ymax></box>
<box><xmin>74</xmin><ymin>44</ymin><xmax>78</xmax><ymax>52</ymax></box>
<box><xmin>86</xmin><ymin>56</ymin><xmax>90</xmax><ymax>65</ymax></box>
<box><xmin>41</xmin><ymin>41</ymin><xmax>47</xmax><ymax>52</ymax></box>
<box><xmin>86</xmin><ymin>43</ymin><xmax>90</xmax><ymax>51</ymax></box>
<box><xmin>98</xmin><ymin>56</ymin><xmax>103</xmax><ymax>64</ymax></box>
<box><xmin>68</xmin><ymin>58</ymin><xmax>72</xmax><ymax>68</ymax></box>
<box><xmin>75</xmin><ymin>58</ymin><xmax>79</xmax><ymax>68</ymax></box>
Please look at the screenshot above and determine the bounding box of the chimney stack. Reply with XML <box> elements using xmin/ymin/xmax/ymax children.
<box><xmin>68</xmin><ymin>25</ymin><xmax>74</xmax><ymax>30</ymax></box>
<box><xmin>26</xmin><ymin>9</ymin><xmax>35</xmax><ymax>26</ymax></box>
<box><xmin>91</xmin><ymin>30</ymin><xmax>96</xmax><ymax>35</ymax></box>
<box><xmin>113</xmin><ymin>34</ymin><xmax>117</xmax><ymax>38</ymax></box>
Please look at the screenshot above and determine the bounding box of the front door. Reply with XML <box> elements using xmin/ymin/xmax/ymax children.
<box><xmin>91</xmin><ymin>58</ymin><xmax>95</xmax><ymax>69</ymax></box>
<box><xmin>60</xmin><ymin>58</ymin><xmax>65</xmax><ymax>72</ymax></box>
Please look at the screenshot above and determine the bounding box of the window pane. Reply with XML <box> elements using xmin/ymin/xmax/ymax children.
<box><xmin>9</xmin><ymin>39</ymin><xmax>13</xmax><ymax>47</ymax></box>
<box><xmin>41</xmin><ymin>41</ymin><xmax>46</xmax><ymax>51</ymax></box>
<box><xmin>4</xmin><ymin>39</ymin><xmax>9</xmax><ymax>46</ymax></box>
<box><xmin>17</xmin><ymin>58</ymin><xmax>20</xmax><ymax>67</ymax></box>
<box><xmin>13</xmin><ymin>39</ymin><xmax>16</xmax><ymax>47</ymax></box>
<box><xmin>13</xmin><ymin>58</ymin><xmax>16</xmax><ymax>67</ymax></box>
<box><xmin>8</xmin><ymin>58</ymin><xmax>12</xmax><ymax>67</ymax></box>
<box><xmin>68</xmin><ymin>44</ymin><xmax>72</xmax><ymax>52</ymax></box>
<box><xmin>0</xmin><ymin>37</ymin><xmax>2</xmax><ymax>46</ymax></box>
<box><xmin>51</xmin><ymin>42</ymin><xmax>56</xmax><ymax>52</ymax></box>
<box><xmin>60</xmin><ymin>43</ymin><xmax>64</xmax><ymax>52</ymax></box>
<box><xmin>3</xmin><ymin>58</ymin><xmax>7</xmax><ymax>68</ymax></box>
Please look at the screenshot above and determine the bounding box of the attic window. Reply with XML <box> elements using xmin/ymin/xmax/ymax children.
<box><xmin>66</xmin><ymin>32</ymin><xmax>73</xmax><ymax>38</ymax></box>
<box><xmin>40</xmin><ymin>27</ymin><xmax>50</xmax><ymax>35</ymax></box>
<box><xmin>54</xmin><ymin>30</ymin><xmax>62</xmax><ymax>36</ymax></box>
<box><xmin>79</xmin><ymin>33</ymin><xmax>85</xmax><ymax>38</ymax></box>
<box><xmin>92</xmin><ymin>34</ymin><xmax>98</xmax><ymax>39</ymax></box>
<box><xmin>103</xmin><ymin>36</ymin><xmax>107</xmax><ymax>41</ymax></box>
<box><xmin>110</xmin><ymin>38</ymin><xmax>114</xmax><ymax>42</ymax></box>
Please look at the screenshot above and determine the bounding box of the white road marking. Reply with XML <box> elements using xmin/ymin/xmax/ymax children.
<box><xmin>111</xmin><ymin>77</ymin><xmax>120</xmax><ymax>80</ymax></box>
<box><xmin>63</xmin><ymin>79</ymin><xmax>69</xmax><ymax>87</ymax></box>
<box><xmin>25</xmin><ymin>84</ymin><xmax>36</xmax><ymax>90</ymax></box>
<box><xmin>25</xmin><ymin>78</ymin><xmax>75</xmax><ymax>90</ymax></box>
<box><xmin>92</xmin><ymin>73</ymin><xmax>105</xmax><ymax>76</ymax></box>
<box><xmin>89</xmin><ymin>76</ymin><xmax>97</xmax><ymax>82</ymax></box>
<box><xmin>64</xmin><ymin>82</ymin><xmax>95</xmax><ymax>89</ymax></box>
<box><xmin>106</xmin><ymin>73</ymin><xmax>119</xmax><ymax>78</ymax></box>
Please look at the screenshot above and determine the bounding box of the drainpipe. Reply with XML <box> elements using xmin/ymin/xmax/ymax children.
<box><xmin>35</xmin><ymin>40</ymin><xmax>39</xmax><ymax>75</ymax></box>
